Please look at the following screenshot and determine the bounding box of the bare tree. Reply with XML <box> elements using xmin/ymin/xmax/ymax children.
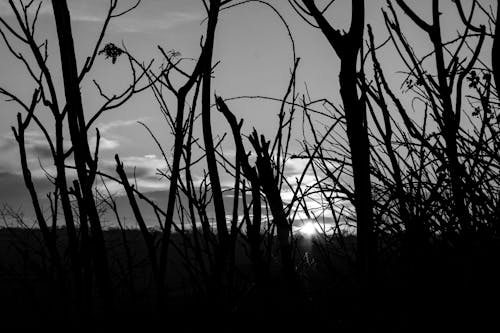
<box><xmin>493</xmin><ymin>1</ymin><xmax>500</xmax><ymax>95</ymax></box>
<box><xmin>290</xmin><ymin>0</ymin><xmax>375</xmax><ymax>286</ymax></box>
<box><xmin>0</xmin><ymin>0</ymin><xmax>148</xmax><ymax>317</ymax></box>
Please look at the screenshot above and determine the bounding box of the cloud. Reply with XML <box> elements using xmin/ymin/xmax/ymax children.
<box><xmin>0</xmin><ymin>118</ymin><xmax>147</xmax><ymax>179</ymax></box>
<box><xmin>278</xmin><ymin>156</ymin><xmax>354</xmax><ymax>221</ymax></box>
<box><xmin>89</xmin><ymin>136</ymin><xmax>120</xmax><ymax>151</ymax></box>
<box><xmin>0</xmin><ymin>0</ymin><xmax>99</xmax><ymax>21</ymax></box>
<box><xmin>110</xmin><ymin>11</ymin><xmax>202</xmax><ymax>33</ymax></box>
<box><xmin>0</xmin><ymin>135</ymin><xmax>15</xmax><ymax>152</ymax></box>
<box><xmin>0</xmin><ymin>1</ymin><xmax>202</xmax><ymax>34</ymax></box>
<box><xmin>0</xmin><ymin>1</ymin><xmax>113</xmax><ymax>24</ymax></box>
<box><xmin>96</xmin><ymin>118</ymin><xmax>148</xmax><ymax>134</ymax></box>
<box><xmin>0</xmin><ymin>129</ymin><xmax>121</xmax><ymax>181</ymax></box>
<box><xmin>0</xmin><ymin>171</ymin><xmax>52</xmax><ymax>208</ymax></box>
<box><xmin>99</xmin><ymin>154</ymin><xmax>169</xmax><ymax>194</ymax></box>
<box><xmin>88</xmin><ymin>118</ymin><xmax>151</xmax><ymax>152</ymax></box>
<box><xmin>0</xmin><ymin>131</ymin><xmax>54</xmax><ymax>162</ymax></box>
<box><xmin>283</xmin><ymin>157</ymin><xmax>315</xmax><ymax>178</ymax></box>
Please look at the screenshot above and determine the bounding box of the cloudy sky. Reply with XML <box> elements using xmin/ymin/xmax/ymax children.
<box><xmin>0</xmin><ymin>0</ymin><xmax>491</xmax><ymax>227</ymax></box>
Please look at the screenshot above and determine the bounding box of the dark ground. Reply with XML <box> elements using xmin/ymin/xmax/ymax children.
<box><xmin>0</xmin><ymin>227</ymin><xmax>499</xmax><ymax>332</ymax></box>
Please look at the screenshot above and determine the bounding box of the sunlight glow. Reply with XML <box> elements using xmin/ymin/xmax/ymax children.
<box><xmin>299</xmin><ymin>222</ymin><xmax>318</xmax><ymax>237</ymax></box>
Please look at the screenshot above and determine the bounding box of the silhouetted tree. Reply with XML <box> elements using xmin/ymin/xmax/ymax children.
<box><xmin>291</xmin><ymin>0</ymin><xmax>375</xmax><ymax>293</ymax></box>
<box><xmin>3</xmin><ymin>0</ymin><xmax>500</xmax><ymax>329</ymax></box>
<box><xmin>0</xmin><ymin>0</ymin><xmax>148</xmax><ymax>320</ymax></box>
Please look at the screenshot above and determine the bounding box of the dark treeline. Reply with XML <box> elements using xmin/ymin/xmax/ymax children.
<box><xmin>0</xmin><ymin>0</ymin><xmax>499</xmax><ymax>331</ymax></box>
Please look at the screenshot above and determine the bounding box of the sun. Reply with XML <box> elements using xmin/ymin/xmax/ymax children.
<box><xmin>300</xmin><ymin>222</ymin><xmax>318</xmax><ymax>237</ymax></box>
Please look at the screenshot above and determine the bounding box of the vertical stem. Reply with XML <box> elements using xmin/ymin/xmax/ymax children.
<box><xmin>493</xmin><ymin>2</ymin><xmax>500</xmax><ymax>102</ymax></box>
<box><xmin>201</xmin><ymin>1</ymin><xmax>229</xmax><ymax>276</ymax></box>
<box><xmin>51</xmin><ymin>0</ymin><xmax>112</xmax><ymax>304</ymax></box>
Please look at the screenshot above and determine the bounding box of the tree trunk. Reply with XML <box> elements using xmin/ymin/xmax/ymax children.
<box><xmin>51</xmin><ymin>0</ymin><xmax>112</xmax><ymax>305</ymax></box>
<box><xmin>201</xmin><ymin>0</ymin><xmax>230</xmax><ymax>283</ymax></box>
<box><xmin>302</xmin><ymin>0</ymin><xmax>375</xmax><ymax>282</ymax></box>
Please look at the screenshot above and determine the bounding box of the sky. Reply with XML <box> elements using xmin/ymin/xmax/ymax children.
<box><xmin>0</xmin><ymin>0</ymin><xmax>494</xmax><ymax>229</ymax></box>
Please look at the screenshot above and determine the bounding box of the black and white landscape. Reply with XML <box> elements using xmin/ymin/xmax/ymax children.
<box><xmin>0</xmin><ymin>0</ymin><xmax>499</xmax><ymax>331</ymax></box>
